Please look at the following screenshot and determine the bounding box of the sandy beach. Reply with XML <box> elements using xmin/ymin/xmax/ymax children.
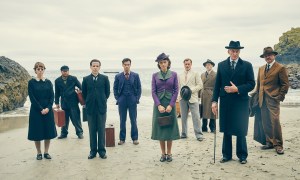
<box><xmin>0</xmin><ymin>96</ymin><xmax>300</xmax><ymax>180</ymax></box>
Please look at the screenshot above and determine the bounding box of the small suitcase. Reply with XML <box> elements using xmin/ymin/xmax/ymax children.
<box><xmin>105</xmin><ymin>124</ymin><xmax>115</xmax><ymax>147</ymax></box>
<box><xmin>53</xmin><ymin>108</ymin><xmax>65</xmax><ymax>127</ymax></box>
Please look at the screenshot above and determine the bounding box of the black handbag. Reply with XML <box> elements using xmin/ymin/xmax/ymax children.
<box><xmin>158</xmin><ymin>115</ymin><xmax>173</xmax><ymax>127</ymax></box>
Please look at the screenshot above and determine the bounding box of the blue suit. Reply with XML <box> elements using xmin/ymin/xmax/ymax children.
<box><xmin>113</xmin><ymin>71</ymin><xmax>142</xmax><ymax>141</ymax></box>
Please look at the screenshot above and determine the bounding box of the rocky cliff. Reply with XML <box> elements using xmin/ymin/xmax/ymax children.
<box><xmin>0</xmin><ymin>56</ymin><xmax>31</xmax><ymax>113</ymax></box>
<box><xmin>285</xmin><ymin>63</ymin><xmax>300</xmax><ymax>89</ymax></box>
<box><xmin>274</xmin><ymin>27</ymin><xmax>300</xmax><ymax>64</ymax></box>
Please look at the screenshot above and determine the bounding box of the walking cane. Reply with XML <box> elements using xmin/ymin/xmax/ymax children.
<box><xmin>213</xmin><ymin>112</ymin><xmax>218</xmax><ymax>164</ymax></box>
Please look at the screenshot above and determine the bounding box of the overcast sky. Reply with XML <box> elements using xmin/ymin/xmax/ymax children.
<box><xmin>1</xmin><ymin>0</ymin><xmax>300</xmax><ymax>70</ymax></box>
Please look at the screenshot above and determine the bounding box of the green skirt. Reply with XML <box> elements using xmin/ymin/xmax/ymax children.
<box><xmin>151</xmin><ymin>97</ymin><xmax>180</xmax><ymax>141</ymax></box>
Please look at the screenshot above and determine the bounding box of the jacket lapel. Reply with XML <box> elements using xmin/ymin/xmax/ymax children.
<box><xmin>231</xmin><ymin>58</ymin><xmax>243</xmax><ymax>78</ymax></box>
<box><xmin>265</xmin><ymin>61</ymin><xmax>278</xmax><ymax>78</ymax></box>
<box><xmin>225</xmin><ymin>58</ymin><xmax>232</xmax><ymax>78</ymax></box>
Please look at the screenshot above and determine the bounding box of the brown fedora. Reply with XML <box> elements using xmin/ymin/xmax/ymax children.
<box><xmin>203</xmin><ymin>59</ymin><xmax>215</xmax><ymax>67</ymax></box>
<box><xmin>260</xmin><ymin>47</ymin><xmax>278</xmax><ymax>58</ymax></box>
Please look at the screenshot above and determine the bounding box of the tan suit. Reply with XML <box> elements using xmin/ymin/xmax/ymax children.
<box><xmin>179</xmin><ymin>70</ymin><xmax>203</xmax><ymax>103</ymax></box>
<box><xmin>200</xmin><ymin>70</ymin><xmax>216</xmax><ymax>119</ymax></box>
<box><xmin>257</xmin><ymin>61</ymin><xmax>289</xmax><ymax>147</ymax></box>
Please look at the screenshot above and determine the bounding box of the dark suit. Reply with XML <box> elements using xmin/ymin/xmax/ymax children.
<box><xmin>113</xmin><ymin>71</ymin><xmax>141</xmax><ymax>141</ymax></box>
<box><xmin>256</xmin><ymin>61</ymin><xmax>289</xmax><ymax>148</ymax></box>
<box><xmin>54</xmin><ymin>75</ymin><xmax>83</xmax><ymax>136</ymax></box>
<box><xmin>82</xmin><ymin>74</ymin><xmax>110</xmax><ymax>156</ymax></box>
<box><xmin>212</xmin><ymin>57</ymin><xmax>255</xmax><ymax>160</ymax></box>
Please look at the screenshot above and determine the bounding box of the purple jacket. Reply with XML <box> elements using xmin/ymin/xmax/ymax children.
<box><xmin>151</xmin><ymin>70</ymin><xmax>179</xmax><ymax>107</ymax></box>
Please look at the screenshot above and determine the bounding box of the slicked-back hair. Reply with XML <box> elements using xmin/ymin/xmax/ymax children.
<box><xmin>183</xmin><ymin>58</ymin><xmax>192</xmax><ymax>64</ymax></box>
<box><xmin>122</xmin><ymin>58</ymin><xmax>131</xmax><ymax>64</ymax></box>
<box><xmin>90</xmin><ymin>59</ymin><xmax>101</xmax><ymax>66</ymax></box>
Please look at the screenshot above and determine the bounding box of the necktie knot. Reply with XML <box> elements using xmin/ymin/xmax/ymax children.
<box><xmin>266</xmin><ymin>64</ymin><xmax>270</xmax><ymax>72</ymax></box>
<box><xmin>231</xmin><ymin>61</ymin><xmax>236</xmax><ymax>70</ymax></box>
<box><xmin>93</xmin><ymin>76</ymin><xmax>97</xmax><ymax>82</ymax></box>
<box><xmin>125</xmin><ymin>73</ymin><xmax>129</xmax><ymax>80</ymax></box>
<box><xmin>205</xmin><ymin>71</ymin><xmax>208</xmax><ymax>78</ymax></box>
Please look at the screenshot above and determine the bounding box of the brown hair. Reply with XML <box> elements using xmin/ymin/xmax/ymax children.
<box><xmin>33</xmin><ymin>62</ymin><xmax>46</xmax><ymax>70</ymax></box>
<box><xmin>90</xmin><ymin>59</ymin><xmax>101</xmax><ymax>66</ymax></box>
<box><xmin>183</xmin><ymin>58</ymin><xmax>192</xmax><ymax>64</ymax></box>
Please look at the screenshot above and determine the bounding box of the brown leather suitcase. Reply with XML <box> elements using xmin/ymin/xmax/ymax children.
<box><xmin>76</xmin><ymin>89</ymin><xmax>85</xmax><ymax>105</ymax></box>
<box><xmin>53</xmin><ymin>108</ymin><xmax>65</xmax><ymax>127</ymax></box>
<box><xmin>105</xmin><ymin>124</ymin><xmax>115</xmax><ymax>147</ymax></box>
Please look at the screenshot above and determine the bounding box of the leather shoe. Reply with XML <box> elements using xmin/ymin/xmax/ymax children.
<box><xmin>88</xmin><ymin>153</ymin><xmax>96</xmax><ymax>159</ymax></box>
<box><xmin>180</xmin><ymin>135</ymin><xmax>187</xmax><ymax>139</ymax></box>
<box><xmin>133</xmin><ymin>140</ymin><xmax>139</xmax><ymax>145</ymax></box>
<box><xmin>239</xmin><ymin>159</ymin><xmax>247</xmax><ymax>164</ymax></box>
<box><xmin>57</xmin><ymin>135</ymin><xmax>67</xmax><ymax>139</ymax></box>
<box><xmin>261</xmin><ymin>143</ymin><xmax>273</xmax><ymax>150</ymax></box>
<box><xmin>43</xmin><ymin>153</ymin><xmax>52</xmax><ymax>159</ymax></box>
<box><xmin>275</xmin><ymin>147</ymin><xmax>284</xmax><ymax>155</ymax></box>
<box><xmin>78</xmin><ymin>134</ymin><xmax>84</xmax><ymax>139</ymax></box>
<box><xmin>197</xmin><ymin>137</ymin><xmax>204</xmax><ymax>141</ymax></box>
<box><xmin>99</xmin><ymin>154</ymin><xmax>107</xmax><ymax>159</ymax></box>
<box><xmin>220</xmin><ymin>157</ymin><xmax>232</xmax><ymax>163</ymax></box>
<box><xmin>118</xmin><ymin>141</ymin><xmax>125</xmax><ymax>145</ymax></box>
<box><xmin>36</xmin><ymin>154</ymin><xmax>42</xmax><ymax>160</ymax></box>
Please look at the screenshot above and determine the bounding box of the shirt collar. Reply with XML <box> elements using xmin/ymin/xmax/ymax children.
<box><xmin>230</xmin><ymin>58</ymin><xmax>239</xmax><ymax>63</ymax></box>
<box><xmin>34</xmin><ymin>77</ymin><xmax>46</xmax><ymax>82</ymax></box>
<box><xmin>124</xmin><ymin>71</ymin><xmax>130</xmax><ymax>75</ymax></box>
<box><xmin>267</xmin><ymin>60</ymin><xmax>276</xmax><ymax>68</ymax></box>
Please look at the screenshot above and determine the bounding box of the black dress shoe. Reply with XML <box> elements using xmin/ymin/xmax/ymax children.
<box><xmin>43</xmin><ymin>153</ymin><xmax>52</xmax><ymax>159</ymax></box>
<box><xmin>36</xmin><ymin>154</ymin><xmax>43</xmax><ymax>160</ymax></box>
<box><xmin>78</xmin><ymin>134</ymin><xmax>84</xmax><ymax>139</ymax></box>
<box><xmin>239</xmin><ymin>159</ymin><xmax>247</xmax><ymax>164</ymax></box>
<box><xmin>88</xmin><ymin>153</ymin><xmax>96</xmax><ymax>159</ymax></box>
<box><xmin>99</xmin><ymin>154</ymin><xmax>107</xmax><ymax>159</ymax></box>
<box><xmin>160</xmin><ymin>154</ymin><xmax>166</xmax><ymax>162</ymax></box>
<box><xmin>57</xmin><ymin>135</ymin><xmax>67</xmax><ymax>139</ymax></box>
<box><xmin>261</xmin><ymin>143</ymin><xmax>273</xmax><ymax>150</ymax></box>
<box><xmin>220</xmin><ymin>157</ymin><xmax>232</xmax><ymax>163</ymax></box>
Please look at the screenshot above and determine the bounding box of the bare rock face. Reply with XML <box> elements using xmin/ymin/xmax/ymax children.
<box><xmin>0</xmin><ymin>56</ymin><xmax>31</xmax><ymax>113</ymax></box>
<box><xmin>285</xmin><ymin>63</ymin><xmax>300</xmax><ymax>89</ymax></box>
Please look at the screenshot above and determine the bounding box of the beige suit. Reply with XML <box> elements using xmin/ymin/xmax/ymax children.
<box><xmin>179</xmin><ymin>70</ymin><xmax>203</xmax><ymax>103</ymax></box>
<box><xmin>257</xmin><ymin>61</ymin><xmax>289</xmax><ymax>147</ymax></box>
<box><xmin>178</xmin><ymin>70</ymin><xmax>203</xmax><ymax>138</ymax></box>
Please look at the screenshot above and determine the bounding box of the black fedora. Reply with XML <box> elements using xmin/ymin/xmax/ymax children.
<box><xmin>180</xmin><ymin>86</ymin><xmax>192</xmax><ymax>101</ymax></box>
<box><xmin>60</xmin><ymin>65</ymin><xmax>69</xmax><ymax>71</ymax></box>
<box><xmin>260</xmin><ymin>47</ymin><xmax>278</xmax><ymax>58</ymax></box>
<box><xmin>155</xmin><ymin>53</ymin><xmax>169</xmax><ymax>62</ymax></box>
<box><xmin>225</xmin><ymin>41</ymin><xmax>244</xmax><ymax>49</ymax></box>
<box><xmin>203</xmin><ymin>59</ymin><xmax>215</xmax><ymax>67</ymax></box>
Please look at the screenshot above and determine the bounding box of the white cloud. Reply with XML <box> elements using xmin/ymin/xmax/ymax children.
<box><xmin>0</xmin><ymin>0</ymin><xmax>300</xmax><ymax>69</ymax></box>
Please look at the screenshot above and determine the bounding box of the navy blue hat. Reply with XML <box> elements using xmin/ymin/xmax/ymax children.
<box><xmin>60</xmin><ymin>65</ymin><xmax>69</xmax><ymax>71</ymax></box>
<box><xmin>155</xmin><ymin>53</ymin><xmax>169</xmax><ymax>62</ymax></box>
<box><xmin>225</xmin><ymin>41</ymin><xmax>244</xmax><ymax>49</ymax></box>
<box><xmin>180</xmin><ymin>86</ymin><xmax>192</xmax><ymax>101</ymax></box>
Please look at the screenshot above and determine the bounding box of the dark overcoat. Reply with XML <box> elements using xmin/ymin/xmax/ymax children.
<box><xmin>28</xmin><ymin>78</ymin><xmax>57</xmax><ymax>141</ymax></box>
<box><xmin>212</xmin><ymin>58</ymin><xmax>255</xmax><ymax>136</ymax></box>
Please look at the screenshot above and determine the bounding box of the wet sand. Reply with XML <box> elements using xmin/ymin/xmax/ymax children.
<box><xmin>0</xmin><ymin>101</ymin><xmax>300</xmax><ymax>179</ymax></box>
